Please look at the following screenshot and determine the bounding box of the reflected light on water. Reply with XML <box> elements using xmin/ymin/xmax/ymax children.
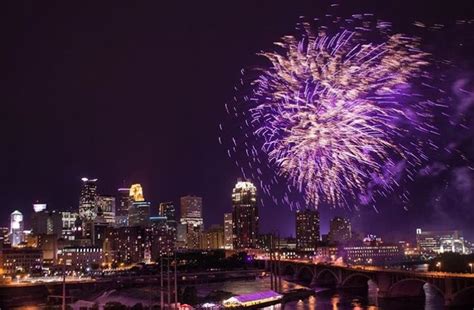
<box><xmin>308</xmin><ymin>295</ymin><xmax>316</xmax><ymax>310</ymax></box>
<box><xmin>331</xmin><ymin>293</ymin><xmax>340</xmax><ymax>310</ymax></box>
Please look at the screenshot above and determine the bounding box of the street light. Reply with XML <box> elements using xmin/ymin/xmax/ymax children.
<box><xmin>469</xmin><ymin>263</ymin><xmax>473</xmax><ymax>273</ymax></box>
<box><xmin>436</xmin><ymin>262</ymin><xmax>441</xmax><ymax>272</ymax></box>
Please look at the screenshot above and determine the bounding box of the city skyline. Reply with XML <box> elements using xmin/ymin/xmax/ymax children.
<box><xmin>2</xmin><ymin>1</ymin><xmax>474</xmax><ymax>241</ymax></box>
<box><xmin>2</xmin><ymin>170</ymin><xmax>474</xmax><ymax>241</ymax></box>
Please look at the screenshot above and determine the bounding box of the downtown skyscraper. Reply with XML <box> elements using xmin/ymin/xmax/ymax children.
<box><xmin>232</xmin><ymin>180</ymin><xmax>258</xmax><ymax>249</ymax></box>
<box><xmin>116</xmin><ymin>187</ymin><xmax>132</xmax><ymax>227</ymax></box>
<box><xmin>295</xmin><ymin>208</ymin><xmax>320</xmax><ymax>251</ymax></box>
<box><xmin>328</xmin><ymin>216</ymin><xmax>352</xmax><ymax>245</ymax></box>
<box><xmin>79</xmin><ymin>178</ymin><xmax>98</xmax><ymax>221</ymax></box>
<box><xmin>179</xmin><ymin>195</ymin><xmax>203</xmax><ymax>249</ymax></box>
<box><xmin>96</xmin><ymin>195</ymin><xmax>116</xmax><ymax>225</ymax></box>
<box><xmin>224</xmin><ymin>213</ymin><xmax>233</xmax><ymax>250</ymax></box>
<box><xmin>128</xmin><ymin>184</ymin><xmax>150</xmax><ymax>227</ymax></box>
<box><xmin>10</xmin><ymin>210</ymin><xmax>24</xmax><ymax>246</ymax></box>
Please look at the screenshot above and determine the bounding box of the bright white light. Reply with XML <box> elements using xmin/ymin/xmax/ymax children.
<box><xmin>33</xmin><ymin>203</ymin><xmax>47</xmax><ymax>213</ymax></box>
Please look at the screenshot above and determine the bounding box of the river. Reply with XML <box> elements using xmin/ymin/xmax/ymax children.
<box><xmin>194</xmin><ymin>277</ymin><xmax>445</xmax><ymax>310</ymax></box>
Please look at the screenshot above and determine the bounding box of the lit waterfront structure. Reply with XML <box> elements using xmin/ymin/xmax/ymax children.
<box><xmin>79</xmin><ymin>178</ymin><xmax>98</xmax><ymax>221</ymax></box>
<box><xmin>59</xmin><ymin>246</ymin><xmax>103</xmax><ymax>270</ymax></box>
<box><xmin>96</xmin><ymin>195</ymin><xmax>116</xmax><ymax>225</ymax></box>
<box><xmin>129</xmin><ymin>184</ymin><xmax>145</xmax><ymax>202</ymax></box>
<box><xmin>416</xmin><ymin>228</ymin><xmax>468</xmax><ymax>254</ymax></box>
<box><xmin>129</xmin><ymin>201</ymin><xmax>151</xmax><ymax>227</ymax></box>
<box><xmin>224</xmin><ymin>213</ymin><xmax>233</xmax><ymax>250</ymax></box>
<box><xmin>116</xmin><ymin>187</ymin><xmax>132</xmax><ymax>227</ymax></box>
<box><xmin>315</xmin><ymin>246</ymin><xmax>339</xmax><ymax>262</ymax></box>
<box><xmin>10</xmin><ymin>210</ymin><xmax>24</xmax><ymax>246</ymax></box>
<box><xmin>398</xmin><ymin>241</ymin><xmax>420</xmax><ymax>258</ymax></box>
<box><xmin>200</xmin><ymin>225</ymin><xmax>225</xmax><ymax>250</ymax></box>
<box><xmin>0</xmin><ymin>247</ymin><xmax>43</xmax><ymax>275</ymax></box>
<box><xmin>180</xmin><ymin>196</ymin><xmax>204</xmax><ymax>249</ymax></box>
<box><xmin>223</xmin><ymin>291</ymin><xmax>282</xmax><ymax>308</ymax></box>
<box><xmin>328</xmin><ymin>216</ymin><xmax>351</xmax><ymax>245</ymax></box>
<box><xmin>232</xmin><ymin>180</ymin><xmax>258</xmax><ymax>249</ymax></box>
<box><xmin>295</xmin><ymin>208</ymin><xmax>320</xmax><ymax>252</ymax></box>
<box><xmin>342</xmin><ymin>244</ymin><xmax>404</xmax><ymax>265</ymax></box>
<box><xmin>61</xmin><ymin>211</ymin><xmax>79</xmax><ymax>240</ymax></box>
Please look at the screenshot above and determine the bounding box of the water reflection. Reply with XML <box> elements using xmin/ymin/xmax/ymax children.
<box><xmin>331</xmin><ymin>294</ymin><xmax>340</xmax><ymax>310</ymax></box>
<box><xmin>194</xmin><ymin>277</ymin><xmax>446</xmax><ymax>310</ymax></box>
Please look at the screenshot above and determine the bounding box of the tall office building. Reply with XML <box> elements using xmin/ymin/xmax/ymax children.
<box><xmin>0</xmin><ymin>227</ymin><xmax>10</xmax><ymax>247</ymax></box>
<box><xmin>31</xmin><ymin>209</ymin><xmax>63</xmax><ymax>239</ymax></box>
<box><xmin>127</xmin><ymin>184</ymin><xmax>150</xmax><ymax>227</ymax></box>
<box><xmin>224</xmin><ymin>213</ymin><xmax>233</xmax><ymax>250</ymax></box>
<box><xmin>79</xmin><ymin>178</ymin><xmax>98</xmax><ymax>221</ymax></box>
<box><xmin>232</xmin><ymin>180</ymin><xmax>258</xmax><ymax>249</ymax></box>
<box><xmin>184</xmin><ymin>224</ymin><xmax>202</xmax><ymax>249</ymax></box>
<box><xmin>159</xmin><ymin>202</ymin><xmax>176</xmax><ymax>221</ymax></box>
<box><xmin>61</xmin><ymin>211</ymin><xmax>79</xmax><ymax>240</ymax></box>
<box><xmin>295</xmin><ymin>209</ymin><xmax>320</xmax><ymax>251</ymax></box>
<box><xmin>129</xmin><ymin>201</ymin><xmax>151</xmax><ymax>227</ymax></box>
<box><xmin>116</xmin><ymin>187</ymin><xmax>132</xmax><ymax>227</ymax></box>
<box><xmin>153</xmin><ymin>202</ymin><xmax>177</xmax><ymax>255</ymax></box>
<box><xmin>33</xmin><ymin>203</ymin><xmax>47</xmax><ymax>213</ymax></box>
<box><xmin>176</xmin><ymin>223</ymin><xmax>187</xmax><ymax>249</ymax></box>
<box><xmin>180</xmin><ymin>196</ymin><xmax>203</xmax><ymax>220</ymax></box>
<box><xmin>180</xmin><ymin>196</ymin><xmax>204</xmax><ymax>249</ymax></box>
<box><xmin>10</xmin><ymin>210</ymin><xmax>24</xmax><ymax>246</ymax></box>
<box><xmin>96</xmin><ymin>195</ymin><xmax>116</xmax><ymax>225</ymax></box>
<box><xmin>150</xmin><ymin>216</ymin><xmax>176</xmax><ymax>257</ymax></box>
<box><xmin>328</xmin><ymin>216</ymin><xmax>351</xmax><ymax>245</ymax></box>
<box><xmin>130</xmin><ymin>184</ymin><xmax>145</xmax><ymax>202</ymax></box>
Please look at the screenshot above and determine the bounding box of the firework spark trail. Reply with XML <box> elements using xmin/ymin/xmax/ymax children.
<box><xmin>221</xmin><ymin>15</ymin><xmax>448</xmax><ymax>209</ymax></box>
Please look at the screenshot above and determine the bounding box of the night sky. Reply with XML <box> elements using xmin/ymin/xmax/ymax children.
<box><xmin>2</xmin><ymin>1</ymin><xmax>474</xmax><ymax>241</ymax></box>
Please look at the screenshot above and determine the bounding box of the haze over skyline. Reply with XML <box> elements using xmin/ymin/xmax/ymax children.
<box><xmin>2</xmin><ymin>1</ymin><xmax>474</xmax><ymax>240</ymax></box>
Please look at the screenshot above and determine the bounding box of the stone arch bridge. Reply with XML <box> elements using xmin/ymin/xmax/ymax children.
<box><xmin>261</xmin><ymin>260</ymin><xmax>474</xmax><ymax>307</ymax></box>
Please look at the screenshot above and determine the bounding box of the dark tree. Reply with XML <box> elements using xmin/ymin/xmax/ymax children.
<box><xmin>181</xmin><ymin>286</ymin><xmax>198</xmax><ymax>305</ymax></box>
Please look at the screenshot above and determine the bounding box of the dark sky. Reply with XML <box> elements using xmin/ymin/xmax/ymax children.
<box><xmin>2</xmin><ymin>1</ymin><xmax>474</xmax><ymax>241</ymax></box>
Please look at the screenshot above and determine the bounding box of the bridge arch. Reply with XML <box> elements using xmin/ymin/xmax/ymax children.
<box><xmin>314</xmin><ymin>268</ymin><xmax>340</xmax><ymax>286</ymax></box>
<box><xmin>296</xmin><ymin>265</ymin><xmax>314</xmax><ymax>284</ymax></box>
<box><xmin>388</xmin><ymin>278</ymin><xmax>444</xmax><ymax>299</ymax></box>
<box><xmin>341</xmin><ymin>273</ymin><xmax>373</xmax><ymax>288</ymax></box>
<box><xmin>450</xmin><ymin>286</ymin><xmax>474</xmax><ymax>307</ymax></box>
<box><xmin>281</xmin><ymin>264</ymin><xmax>296</xmax><ymax>276</ymax></box>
